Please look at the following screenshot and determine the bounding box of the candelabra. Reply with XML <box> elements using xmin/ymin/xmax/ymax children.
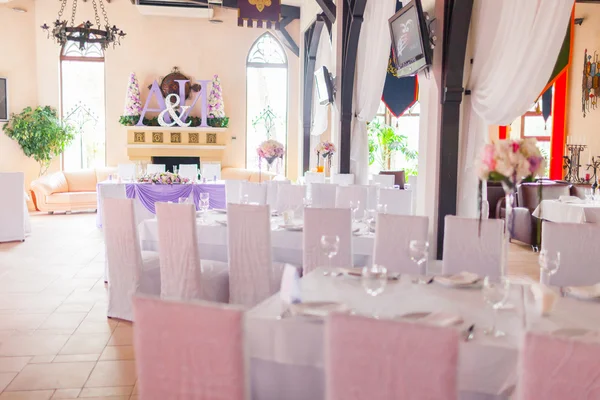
<box><xmin>563</xmin><ymin>144</ymin><xmax>587</xmax><ymax>183</ymax></box>
<box><xmin>587</xmin><ymin>156</ymin><xmax>600</xmax><ymax>193</ymax></box>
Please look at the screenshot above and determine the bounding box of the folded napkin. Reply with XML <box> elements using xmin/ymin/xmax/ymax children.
<box><xmin>530</xmin><ymin>283</ymin><xmax>558</xmax><ymax>316</ymax></box>
<box><xmin>564</xmin><ymin>283</ymin><xmax>600</xmax><ymax>300</ymax></box>
<box><xmin>289</xmin><ymin>302</ymin><xmax>348</xmax><ymax>317</ymax></box>
<box><xmin>280</xmin><ymin>265</ymin><xmax>302</xmax><ymax>305</ymax></box>
<box><xmin>558</xmin><ymin>195</ymin><xmax>582</xmax><ymax>204</ymax></box>
<box><xmin>420</xmin><ymin>312</ymin><xmax>464</xmax><ymax>327</ymax></box>
<box><xmin>435</xmin><ymin>271</ymin><xmax>480</xmax><ymax>286</ymax></box>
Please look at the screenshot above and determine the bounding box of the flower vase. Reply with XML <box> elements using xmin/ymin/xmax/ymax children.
<box><xmin>266</xmin><ymin>156</ymin><xmax>278</xmax><ymax>173</ymax></box>
<box><xmin>501</xmin><ymin>185</ymin><xmax>516</xmax><ymax>278</ymax></box>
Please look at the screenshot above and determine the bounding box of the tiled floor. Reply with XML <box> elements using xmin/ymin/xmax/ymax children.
<box><xmin>0</xmin><ymin>212</ymin><xmax>540</xmax><ymax>399</ymax></box>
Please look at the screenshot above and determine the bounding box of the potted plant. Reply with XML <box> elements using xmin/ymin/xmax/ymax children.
<box><xmin>368</xmin><ymin>120</ymin><xmax>417</xmax><ymax>173</ymax></box>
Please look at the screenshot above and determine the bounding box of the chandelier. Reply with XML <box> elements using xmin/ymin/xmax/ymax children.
<box><xmin>41</xmin><ymin>0</ymin><xmax>126</xmax><ymax>51</ymax></box>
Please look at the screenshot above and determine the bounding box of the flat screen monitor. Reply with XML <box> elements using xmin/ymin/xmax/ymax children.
<box><xmin>315</xmin><ymin>66</ymin><xmax>334</xmax><ymax>105</ymax></box>
<box><xmin>0</xmin><ymin>78</ymin><xmax>7</xmax><ymax>122</ymax></box>
<box><xmin>389</xmin><ymin>0</ymin><xmax>431</xmax><ymax>78</ymax></box>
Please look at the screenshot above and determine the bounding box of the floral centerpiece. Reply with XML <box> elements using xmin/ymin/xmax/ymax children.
<box><xmin>207</xmin><ymin>74</ymin><xmax>229</xmax><ymax>128</ymax></box>
<box><xmin>315</xmin><ymin>141</ymin><xmax>336</xmax><ymax>172</ymax></box>
<box><xmin>137</xmin><ymin>172</ymin><xmax>190</xmax><ymax>185</ymax></box>
<box><xmin>119</xmin><ymin>72</ymin><xmax>142</xmax><ymax>126</ymax></box>
<box><xmin>257</xmin><ymin>139</ymin><xmax>285</xmax><ymax>180</ymax></box>
<box><xmin>478</xmin><ymin>138</ymin><xmax>546</xmax><ymax>276</ymax></box>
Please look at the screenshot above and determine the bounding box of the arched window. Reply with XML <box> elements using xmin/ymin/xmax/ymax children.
<box><xmin>60</xmin><ymin>35</ymin><xmax>106</xmax><ymax>170</ymax></box>
<box><xmin>246</xmin><ymin>33</ymin><xmax>288</xmax><ymax>171</ymax></box>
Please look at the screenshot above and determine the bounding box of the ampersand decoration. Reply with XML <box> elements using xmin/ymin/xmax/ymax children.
<box><xmin>158</xmin><ymin>94</ymin><xmax>191</xmax><ymax>127</ymax></box>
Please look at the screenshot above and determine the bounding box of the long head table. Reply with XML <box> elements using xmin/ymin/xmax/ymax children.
<box><xmin>246</xmin><ymin>268</ymin><xmax>600</xmax><ymax>400</ymax></box>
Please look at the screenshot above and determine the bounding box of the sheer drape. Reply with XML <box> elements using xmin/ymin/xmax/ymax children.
<box><xmin>458</xmin><ymin>0</ymin><xmax>574</xmax><ymax>216</ymax></box>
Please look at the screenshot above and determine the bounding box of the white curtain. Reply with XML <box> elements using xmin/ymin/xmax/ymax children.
<box><xmin>312</xmin><ymin>27</ymin><xmax>334</xmax><ymax>137</ymax></box>
<box><xmin>458</xmin><ymin>0</ymin><xmax>574</xmax><ymax>216</ymax></box>
<box><xmin>350</xmin><ymin>0</ymin><xmax>396</xmax><ymax>185</ymax></box>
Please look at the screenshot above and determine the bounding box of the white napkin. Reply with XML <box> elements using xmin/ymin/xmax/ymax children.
<box><xmin>558</xmin><ymin>195</ymin><xmax>582</xmax><ymax>204</ymax></box>
<box><xmin>280</xmin><ymin>265</ymin><xmax>302</xmax><ymax>305</ymax></box>
<box><xmin>421</xmin><ymin>312</ymin><xmax>464</xmax><ymax>327</ymax></box>
<box><xmin>435</xmin><ymin>271</ymin><xmax>480</xmax><ymax>286</ymax></box>
<box><xmin>530</xmin><ymin>283</ymin><xmax>558</xmax><ymax>316</ymax></box>
<box><xmin>564</xmin><ymin>283</ymin><xmax>600</xmax><ymax>300</ymax></box>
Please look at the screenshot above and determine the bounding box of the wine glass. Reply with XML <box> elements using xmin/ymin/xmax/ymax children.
<box><xmin>376</xmin><ymin>203</ymin><xmax>388</xmax><ymax>214</ymax></box>
<box><xmin>404</xmin><ymin>183</ymin><xmax>412</xmax><ymax>191</ymax></box>
<box><xmin>178</xmin><ymin>197</ymin><xmax>189</xmax><ymax>204</ymax></box>
<box><xmin>320</xmin><ymin>235</ymin><xmax>340</xmax><ymax>270</ymax></box>
<box><xmin>241</xmin><ymin>194</ymin><xmax>249</xmax><ymax>204</ymax></box>
<box><xmin>585</xmin><ymin>188</ymin><xmax>593</xmax><ymax>203</ymax></box>
<box><xmin>409</xmin><ymin>240</ymin><xmax>429</xmax><ymax>283</ymax></box>
<box><xmin>303</xmin><ymin>196</ymin><xmax>313</xmax><ymax>208</ymax></box>
<box><xmin>482</xmin><ymin>277</ymin><xmax>511</xmax><ymax>337</ymax></box>
<box><xmin>361</xmin><ymin>265</ymin><xmax>388</xmax><ymax>297</ymax></box>
<box><xmin>200</xmin><ymin>192</ymin><xmax>210</xmax><ymax>205</ymax></box>
<box><xmin>350</xmin><ymin>201</ymin><xmax>361</xmax><ymax>222</ymax></box>
<box><xmin>539</xmin><ymin>249</ymin><xmax>560</xmax><ymax>285</ymax></box>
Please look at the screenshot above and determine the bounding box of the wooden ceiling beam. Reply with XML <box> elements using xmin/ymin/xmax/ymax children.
<box><xmin>315</xmin><ymin>0</ymin><xmax>336</xmax><ymax>24</ymax></box>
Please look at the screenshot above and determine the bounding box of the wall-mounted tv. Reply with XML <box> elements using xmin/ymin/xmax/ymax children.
<box><xmin>315</xmin><ymin>66</ymin><xmax>334</xmax><ymax>105</ymax></box>
<box><xmin>388</xmin><ymin>0</ymin><xmax>432</xmax><ymax>78</ymax></box>
<box><xmin>0</xmin><ymin>78</ymin><xmax>7</xmax><ymax>122</ymax></box>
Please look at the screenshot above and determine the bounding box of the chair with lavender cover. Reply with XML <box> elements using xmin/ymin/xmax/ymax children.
<box><xmin>335</xmin><ymin>185</ymin><xmax>368</xmax><ymax>216</ymax></box>
<box><xmin>541</xmin><ymin>221</ymin><xmax>600</xmax><ymax>286</ymax></box>
<box><xmin>442</xmin><ymin>216</ymin><xmax>503</xmax><ymax>280</ymax></box>
<box><xmin>133</xmin><ymin>296</ymin><xmax>246</xmax><ymax>400</ymax></box>
<box><xmin>373</xmin><ymin>214</ymin><xmax>429</xmax><ymax>274</ymax></box>
<box><xmin>310</xmin><ymin>182</ymin><xmax>337</xmax><ymax>208</ymax></box>
<box><xmin>326</xmin><ymin>313</ymin><xmax>459</xmax><ymax>400</ymax></box>
<box><xmin>103</xmin><ymin>198</ymin><xmax>160</xmax><ymax>321</ymax></box>
<box><xmin>518</xmin><ymin>331</ymin><xmax>600</xmax><ymax>400</ymax></box>
<box><xmin>240</xmin><ymin>181</ymin><xmax>267</xmax><ymax>205</ymax></box>
<box><xmin>228</xmin><ymin>204</ymin><xmax>283</xmax><ymax>306</ymax></box>
<box><xmin>303</xmin><ymin>208</ymin><xmax>352</xmax><ymax>275</ymax></box>
<box><xmin>156</xmin><ymin>202</ymin><xmax>229</xmax><ymax>302</ymax></box>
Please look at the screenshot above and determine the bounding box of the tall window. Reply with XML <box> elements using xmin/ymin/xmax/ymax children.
<box><xmin>246</xmin><ymin>33</ymin><xmax>288</xmax><ymax>171</ymax></box>
<box><xmin>520</xmin><ymin>89</ymin><xmax>552</xmax><ymax>177</ymax></box>
<box><xmin>61</xmin><ymin>37</ymin><xmax>106</xmax><ymax>170</ymax></box>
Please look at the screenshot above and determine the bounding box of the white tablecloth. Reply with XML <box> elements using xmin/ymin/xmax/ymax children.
<box><xmin>532</xmin><ymin>199</ymin><xmax>600</xmax><ymax>223</ymax></box>
<box><xmin>246</xmin><ymin>269</ymin><xmax>600</xmax><ymax>400</ymax></box>
<box><xmin>138</xmin><ymin>213</ymin><xmax>375</xmax><ymax>266</ymax></box>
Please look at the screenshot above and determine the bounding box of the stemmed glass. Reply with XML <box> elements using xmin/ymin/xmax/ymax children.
<box><xmin>539</xmin><ymin>249</ymin><xmax>560</xmax><ymax>285</ymax></box>
<box><xmin>320</xmin><ymin>235</ymin><xmax>340</xmax><ymax>270</ymax></box>
<box><xmin>362</xmin><ymin>265</ymin><xmax>388</xmax><ymax>317</ymax></box>
<box><xmin>199</xmin><ymin>192</ymin><xmax>210</xmax><ymax>222</ymax></box>
<box><xmin>409</xmin><ymin>240</ymin><xmax>429</xmax><ymax>283</ymax></box>
<box><xmin>303</xmin><ymin>196</ymin><xmax>312</xmax><ymax>208</ymax></box>
<box><xmin>241</xmin><ymin>194</ymin><xmax>249</xmax><ymax>204</ymax></box>
<box><xmin>585</xmin><ymin>188</ymin><xmax>593</xmax><ymax>203</ymax></box>
<box><xmin>350</xmin><ymin>201</ymin><xmax>361</xmax><ymax>223</ymax></box>
<box><xmin>376</xmin><ymin>203</ymin><xmax>388</xmax><ymax>214</ymax></box>
<box><xmin>482</xmin><ymin>277</ymin><xmax>511</xmax><ymax>337</ymax></box>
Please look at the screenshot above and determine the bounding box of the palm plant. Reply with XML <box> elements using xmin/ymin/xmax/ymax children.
<box><xmin>368</xmin><ymin>120</ymin><xmax>417</xmax><ymax>171</ymax></box>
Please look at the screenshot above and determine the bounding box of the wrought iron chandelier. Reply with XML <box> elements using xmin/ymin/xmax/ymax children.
<box><xmin>41</xmin><ymin>0</ymin><xmax>126</xmax><ymax>51</ymax></box>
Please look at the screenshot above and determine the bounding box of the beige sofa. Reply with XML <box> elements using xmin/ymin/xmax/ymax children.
<box><xmin>221</xmin><ymin>167</ymin><xmax>278</xmax><ymax>182</ymax></box>
<box><xmin>31</xmin><ymin>168</ymin><xmax>116</xmax><ymax>213</ymax></box>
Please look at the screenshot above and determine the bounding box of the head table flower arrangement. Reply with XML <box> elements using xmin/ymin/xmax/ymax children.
<box><xmin>137</xmin><ymin>172</ymin><xmax>190</xmax><ymax>185</ymax></box>
<box><xmin>315</xmin><ymin>141</ymin><xmax>336</xmax><ymax>172</ymax></box>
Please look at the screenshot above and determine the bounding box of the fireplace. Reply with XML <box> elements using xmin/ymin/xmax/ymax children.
<box><xmin>151</xmin><ymin>156</ymin><xmax>200</xmax><ymax>173</ymax></box>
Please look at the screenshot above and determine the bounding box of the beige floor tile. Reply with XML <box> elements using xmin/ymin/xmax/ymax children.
<box><xmin>79</xmin><ymin>387</ymin><xmax>132</xmax><ymax>397</ymax></box>
<box><xmin>84</xmin><ymin>361</ymin><xmax>136</xmax><ymax>388</ymax></box>
<box><xmin>38</xmin><ymin>314</ymin><xmax>86</xmax><ymax>332</ymax></box>
<box><xmin>107</xmin><ymin>328</ymin><xmax>132</xmax><ymax>347</ymax></box>
<box><xmin>78</xmin><ymin>397</ymin><xmax>129</xmax><ymax>400</ymax></box>
<box><xmin>129</xmin><ymin>396</ymin><xmax>138</xmax><ymax>400</ymax></box>
<box><xmin>53</xmin><ymin>304</ymin><xmax>95</xmax><ymax>314</ymax></box>
<box><xmin>52</xmin><ymin>355</ymin><xmax>99</xmax><ymax>363</ymax></box>
<box><xmin>49</xmin><ymin>389</ymin><xmax>80</xmax><ymax>399</ymax></box>
<box><xmin>6</xmin><ymin>362</ymin><xmax>95</xmax><ymax>391</ymax></box>
<box><xmin>29</xmin><ymin>356</ymin><xmax>55</xmax><ymax>364</ymax></box>
<box><xmin>131</xmin><ymin>382</ymin><xmax>137</xmax><ymax>395</ymax></box>
<box><xmin>0</xmin><ymin>358</ymin><xmax>31</xmax><ymax>373</ymax></box>
<box><xmin>0</xmin><ymin>335</ymin><xmax>69</xmax><ymax>357</ymax></box>
<box><xmin>58</xmin><ymin>334</ymin><xmax>110</xmax><ymax>356</ymax></box>
<box><xmin>0</xmin><ymin>315</ymin><xmax>49</xmax><ymax>330</ymax></box>
<box><xmin>99</xmin><ymin>347</ymin><xmax>134</xmax><ymax>361</ymax></box>
<box><xmin>0</xmin><ymin>373</ymin><xmax>17</xmax><ymax>392</ymax></box>
<box><xmin>0</xmin><ymin>390</ymin><xmax>55</xmax><ymax>400</ymax></box>
<box><xmin>74</xmin><ymin>321</ymin><xmax>117</xmax><ymax>335</ymax></box>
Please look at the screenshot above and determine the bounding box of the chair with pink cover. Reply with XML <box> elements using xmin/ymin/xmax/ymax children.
<box><xmin>133</xmin><ymin>295</ymin><xmax>246</xmax><ymax>400</ymax></box>
<box><xmin>373</xmin><ymin>213</ymin><xmax>429</xmax><ymax>274</ymax></box>
<box><xmin>228</xmin><ymin>204</ymin><xmax>283</xmax><ymax>306</ymax></box>
<box><xmin>518</xmin><ymin>331</ymin><xmax>600</xmax><ymax>400</ymax></box>
<box><xmin>326</xmin><ymin>313</ymin><xmax>459</xmax><ymax>400</ymax></box>
<box><xmin>156</xmin><ymin>202</ymin><xmax>229</xmax><ymax>302</ymax></box>
<box><xmin>303</xmin><ymin>208</ymin><xmax>352</xmax><ymax>275</ymax></box>
<box><xmin>103</xmin><ymin>198</ymin><xmax>160</xmax><ymax>321</ymax></box>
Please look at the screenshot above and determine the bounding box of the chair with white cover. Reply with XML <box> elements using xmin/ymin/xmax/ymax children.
<box><xmin>378</xmin><ymin>188</ymin><xmax>412</xmax><ymax>215</ymax></box>
<box><xmin>0</xmin><ymin>172</ymin><xmax>25</xmax><ymax>243</ymax></box>
<box><xmin>541</xmin><ymin>221</ymin><xmax>600</xmax><ymax>286</ymax></box>
<box><xmin>133</xmin><ymin>296</ymin><xmax>246</xmax><ymax>400</ymax></box>
<box><xmin>408</xmin><ymin>175</ymin><xmax>417</xmax><ymax>214</ymax></box>
<box><xmin>178</xmin><ymin>164</ymin><xmax>198</xmax><ymax>182</ymax></box>
<box><xmin>240</xmin><ymin>181</ymin><xmax>267</xmax><ymax>205</ymax></box>
<box><xmin>156</xmin><ymin>202</ymin><xmax>229</xmax><ymax>301</ymax></box>
<box><xmin>331</xmin><ymin>173</ymin><xmax>355</xmax><ymax>186</ymax></box>
<box><xmin>371</xmin><ymin>174</ymin><xmax>395</xmax><ymax>188</ymax></box>
<box><xmin>335</xmin><ymin>185</ymin><xmax>368</xmax><ymax>215</ymax></box>
<box><xmin>518</xmin><ymin>331</ymin><xmax>600</xmax><ymax>400</ymax></box>
<box><xmin>305</xmin><ymin>172</ymin><xmax>325</xmax><ymax>184</ymax></box>
<box><xmin>103</xmin><ymin>198</ymin><xmax>160</xmax><ymax>321</ymax></box>
<box><xmin>326</xmin><ymin>313</ymin><xmax>459</xmax><ymax>400</ymax></box>
<box><xmin>226</xmin><ymin>180</ymin><xmax>243</xmax><ymax>204</ymax></box>
<box><xmin>146</xmin><ymin>164</ymin><xmax>166</xmax><ymax>174</ymax></box>
<box><xmin>276</xmin><ymin>184</ymin><xmax>306</xmax><ymax>214</ymax></box>
<box><xmin>117</xmin><ymin>163</ymin><xmax>136</xmax><ymax>181</ymax></box>
<box><xmin>228</xmin><ymin>204</ymin><xmax>283</xmax><ymax>306</ymax></box>
<box><xmin>303</xmin><ymin>208</ymin><xmax>352</xmax><ymax>275</ymax></box>
<box><xmin>202</xmin><ymin>162</ymin><xmax>222</xmax><ymax>180</ymax></box>
<box><xmin>310</xmin><ymin>182</ymin><xmax>337</xmax><ymax>208</ymax></box>
<box><xmin>266</xmin><ymin>180</ymin><xmax>291</xmax><ymax>208</ymax></box>
<box><xmin>374</xmin><ymin>214</ymin><xmax>429</xmax><ymax>274</ymax></box>
<box><xmin>442</xmin><ymin>216</ymin><xmax>503</xmax><ymax>280</ymax></box>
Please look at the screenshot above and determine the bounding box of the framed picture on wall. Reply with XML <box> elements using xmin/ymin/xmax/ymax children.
<box><xmin>0</xmin><ymin>78</ymin><xmax>7</xmax><ymax>122</ymax></box>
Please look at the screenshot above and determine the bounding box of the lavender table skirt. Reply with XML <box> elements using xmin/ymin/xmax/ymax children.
<box><xmin>96</xmin><ymin>182</ymin><xmax>226</xmax><ymax>228</ymax></box>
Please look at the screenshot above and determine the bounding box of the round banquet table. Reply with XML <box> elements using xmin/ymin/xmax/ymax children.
<box><xmin>532</xmin><ymin>199</ymin><xmax>600</xmax><ymax>224</ymax></box>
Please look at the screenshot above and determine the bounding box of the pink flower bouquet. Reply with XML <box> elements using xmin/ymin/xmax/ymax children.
<box><xmin>137</xmin><ymin>172</ymin><xmax>190</xmax><ymax>185</ymax></box>
<box><xmin>257</xmin><ymin>139</ymin><xmax>285</xmax><ymax>164</ymax></box>
<box><xmin>315</xmin><ymin>141</ymin><xmax>336</xmax><ymax>159</ymax></box>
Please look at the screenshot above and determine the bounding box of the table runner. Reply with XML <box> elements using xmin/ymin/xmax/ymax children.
<box><xmin>125</xmin><ymin>183</ymin><xmax>226</xmax><ymax>214</ymax></box>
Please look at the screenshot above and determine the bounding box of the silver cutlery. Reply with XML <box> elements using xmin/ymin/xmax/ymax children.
<box><xmin>463</xmin><ymin>324</ymin><xmax>476</xmax><ymax>342</ymax></box>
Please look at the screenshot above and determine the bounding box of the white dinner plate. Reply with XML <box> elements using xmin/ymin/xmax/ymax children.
<box><xmin>279</xmin><ymin>224</ymin><xmax>303</xmax><ymax>231</ymax></box>
<box><xmin>289</xmin><ymin>302</ymin><xmax>349</xmax><ymax>317</ymax></box>
<box><xmin>212</xmin><ymin>208</ymin><xmax>227</xmax><ymax>214</ymax></box>
<box><xmin>215</xmin><ymin>219</ymin><xmax>227</xmax><ymax>226</ymax></box>
<box><xmin>434</xmin><ymin>272</ymin><xmax>482</xmax><ymax>288</ymax></box>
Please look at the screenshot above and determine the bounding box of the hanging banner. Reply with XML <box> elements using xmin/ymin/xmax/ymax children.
<box><xmin>238</xmin><ymin>0</ymin><xmax>281</xmax><ymax>29</ymax></box>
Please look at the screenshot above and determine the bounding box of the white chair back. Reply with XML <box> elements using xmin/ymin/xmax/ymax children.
<box><xmin>442</xmin><ymin>216</ymin><xmax>503</xmax><ymax>280</ymax></box>
<box><xmin>0</xmin><ymin>172</ymin><xmax>25</xmax><ymax>243</ymax></box>
<box><xmin>276</xmin><ymin>184</ymin><xmax>306</xmax><ymax>214</ymax></box>
<box><xmin>225</xmin><ymin>180</ymin><xmax>242</xmax><ymax>204</ymax></box>
<box><xmin>227</xmin><ymin>204</ymin><xmax>278</xmax><ymax>306</ymax></box>
<box><xmin>202</xmin><ymin>162</ymin><xmax>222</xmax><ymax>180</ymax></box>
<box><xmin>379</xmin><ymin>188</ymin><xmax>412</xmax><ymax>215</ymax></box>
<box><xmin>310</xmin><ymin>182</ymin><xmax>337</xmax><ymax>208</ymax></box>
<box><xmin>303</xmin><ymin>208</ymin><xmax>352</xmax><ymax>275</ymax></box>
<box><xmin>147</xmin><ymin>164</ymin><xmax>166</xmax><ymax>174</ymax></box>
<box><xmin>118</xmin><ymin>163</ymin><xmax>136</xmax><ymax>181</ymax></box>
<box><xmin>371</xmin><ymin>174</ymin><xmax>395</xmax><ymax>188</ymax></box>
<box><xmin>408</xmin><ymin>175</ymin><xmax>418</xmax><ymax>215</ymax></box>
<box><xmin>335</xmin><ymin>185</ymin><xmax>368</xmax><ymax>215</ymax></box>
<box><xmin>374</xmin><ymin>214</ymin><xmax>429</xmax><ymax>274</ymax></box>
<box><xmin>178</xmin><ymin>164</ymin><xmax>198</xmax><ymax>182</ymax></box>
<box><xmin>305</xmin><ymin>172</ymin><xmax>325</xmax><ymax>184</ymax></box>
<box><xmin>331</xmin><ymin>173</ymin><xmax>355</xmax><ymax>186</ymax></box>
<box><xmin>240</xmin><ymin>181</ymin><xmax>267</xmax><ymax>205</ymax></box>
<box><xmin>366</xmin><ymin>185</ymin><xmax>379</xmax><ymax>210</ymax></box>
<box><xmin>266</xmin><ymin>180</ymin><xmax>291</xmax><ymax>208</ymax></box>
<box><xmin>541</xmin><ymin>221</ymin><xmax>600</xmax><ymax>286</ymax></box>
